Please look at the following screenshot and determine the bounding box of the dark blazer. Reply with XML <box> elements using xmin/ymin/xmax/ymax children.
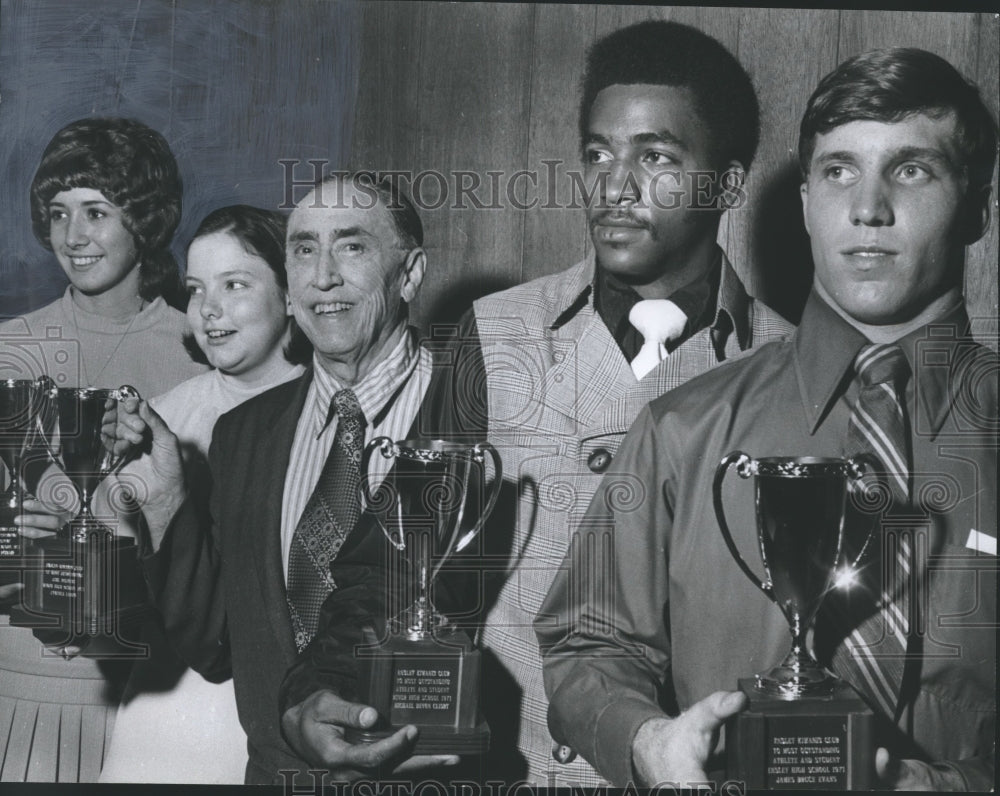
<box><xmin>143</xmin><ymin>340</ymin><xmax>487</xmax><ymax>784</ymax></box>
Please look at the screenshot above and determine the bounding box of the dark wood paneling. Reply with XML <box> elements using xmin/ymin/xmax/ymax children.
<box><xmin>596</xmin><ymin>3</ymin><xmax>741</xmax><ymax>49</ymax></box>
<box><xmin>837</xmin><ymin>10</ymin><xmax>982</xmax><ymax>75</ymax></box>
<box><xmin>970</xmin><ymin>14</ymin><xmax>1000</xmax><ymax>345</ymax></box>
<box><xmin>730</xmin><ymin>8</ymin><xmax>841</xmax><ymax>321</ymax></box>
<box><xmin>520</xmin><ymin>3</ymin><xmax>597</xmax><ymax>285</ymax></box>
<box><xmin>349</xmin><ymin>0</ymin><xmax>535</xmax><ymax>326</ymax></box>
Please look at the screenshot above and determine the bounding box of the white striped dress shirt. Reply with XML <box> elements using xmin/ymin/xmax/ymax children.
<box><xmin>280</xmin><ymin>327</ymin><xmax>432</xmax><ymax>580</ymax></box>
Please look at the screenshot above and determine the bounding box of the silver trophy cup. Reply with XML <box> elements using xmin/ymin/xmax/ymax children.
<box><xmin>13</xmin><ymin>385</ymin><xmax>148</xmax><ymax>652</ymax></box>
<box><xmin>714</xmin><ymin>452</ymin><xmax>867</xmax><ymax>694</ymax></box>
<box><xmin>0</xmin><ymin>377</ymin><xmax>54</xmax><ymax>580</ymax></box>
<box><xmin>350</xmin><ymin>437</ymin><xmax>502</xmax><ymax>755</ymax></box>
<box><xmin>714</xmin><ymin>452</ymin><xmax>876</xmax><ymax>789</ymax></box>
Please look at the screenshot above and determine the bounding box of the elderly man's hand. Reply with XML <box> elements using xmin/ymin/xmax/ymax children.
<box><xmin>631</xmin><ymin>690</ymin><xmax>746</xmax><ymax>788</ymax></box>
<box><xmin>876</xmin><ymin>748</ymin><xmax>968</xmax><ymax>791</ymax></box>
<box><xmin>282</xmin><ymin>690</ymin><xmax>459</xmax><ymax>780</ymax></box>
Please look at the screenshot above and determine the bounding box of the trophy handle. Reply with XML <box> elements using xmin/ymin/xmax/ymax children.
<box><xmin>360</xmin><ymin>436</ymin><xmax>394</xmax><ymax>509</ymax></box>
<box><xmin>361</xmin><ymin>436</ymin><xmax>404</xmax><ymax>549</ymax></box>
<box><xmin>841</xmin><ymin>454</ymin><xmax>877</xmax><ymax>568</ymax></box>
<box><xmin>713</xmin><ymin>450</ymin><xmax>774</xmax><ymax>601</ymax></box>
<box><xmin>23</xmin><ymin>376</ymin><xmax>55</xmax><ymax>454</ymax></box>
<box><xmin>453</xmin><ymin>442</ymin><xmax>503</xmax><ymax>554</ymax></box>
<box><xmin>103</xmin><ymin>386</ymin><xmax>143</xmax><ymax>474</ymax></box>
<box><xmin>34</xmin><ymin>378</ymin><xmax>61</xmax><ymax>466</ymax></box>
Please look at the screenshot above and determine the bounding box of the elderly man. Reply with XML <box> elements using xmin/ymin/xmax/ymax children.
<box><xmin>117</xmin><ymin>174</ymin><xmax>473</xmax><ymax>783</ymax></box>
<box><xmin>539</xmin><ymin>48</ymin><xmax>997</xmax><ymax>791</ymax></box>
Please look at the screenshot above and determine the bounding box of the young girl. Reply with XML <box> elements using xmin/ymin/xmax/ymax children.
<box><xmin>98</xmin><ymin>205</ymin><xmax>309</xmax><ymax>784</ymax></box>
<box><xmin>0</xmin><ymin>117</ymin><xmax>206</xmax><ymax>783</ymax></box>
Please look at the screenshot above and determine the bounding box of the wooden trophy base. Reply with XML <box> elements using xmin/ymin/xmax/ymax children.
<box><xmin>346</xmin><ymin>720</ymin><xmax>491</xmax><ymax>756</ymax></box>
<box><xmin>9</xmin><ymin>531</ymin><xmax>148</xmax><ymax>655</ymax></box>
<box><xmin>726</xmin><ymin>677</ymin><xmax>874</xmax><ymax>790</ymax></box>
<box><xmin>346</xmin><ymin>629</ymin><xmax>490</xmax><ymax>755</ymax></box>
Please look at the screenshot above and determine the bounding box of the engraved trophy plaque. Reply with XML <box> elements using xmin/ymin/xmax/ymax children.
<box><xmin>11</xmin><ymin>385</ymin><xmax>148</xmax><ymax>652</ymax></box>
<box><xmin>347</xmin><ymin>437</ymin><xmax>501</xmax><ymax>755</ymax></box>
<box><xmin>714</xmin><ymin>453</ymin><xmax>875</xmax><ymax>790</ymax></box>
<box><xmin>0</xmin><ymin>377</ymin><xmax>53</xmax><ymax>585</ymax></box>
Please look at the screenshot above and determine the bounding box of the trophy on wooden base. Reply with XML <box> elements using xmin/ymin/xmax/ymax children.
<box><xmin>0</xmin><ymin>377</ymin><xmax>54</xmax><ymax>585</ymax></box>
<box><xmin>346</xmin><ymin>437</ymin><xmax>501</xmax><ymax>755</ymax></box>
<box><xmin>11</xmin><ymin>385</ymin><xmax>148</xmax><ymax>655</ymax></box>
<box><xmin>713</xmin><ymin>453</ymin><xmax>875</xmax><ymax>790</ymax></box>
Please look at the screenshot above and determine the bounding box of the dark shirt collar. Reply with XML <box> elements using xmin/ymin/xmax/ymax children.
<box><xmin>549</xmin><ymin>248</ymin><xmax>752</xmax><ymax>352</ymax></box>
<box><xmin>548</xmin><ymin>256</ymin><xmax>597</xmax><ymax>330</ymax></box>
<box><xmin>795</xmin><ymin>289</ymin><xmax>976</xmax><ymax>436</ymax></box>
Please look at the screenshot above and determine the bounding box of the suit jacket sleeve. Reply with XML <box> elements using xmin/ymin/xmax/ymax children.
<box><xmin>280</xmin><ymin>309</ymin><xmax>490</xmax><ymax>716</ymax></box>
<box><xmin>536</xmin><ymin>405</ymin><xmax>675</xmax><ymax>787</ymax></box>
<box><xmin>140</xmin><ymin>426</ymin><xmax>232</xmax><ymax>683</ymax></box>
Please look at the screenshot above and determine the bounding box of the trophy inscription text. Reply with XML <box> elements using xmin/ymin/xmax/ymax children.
<box><xmin>0</xmin><ymin>528</ymin><xmax>19</xmax><ymax>561</ymax></box>
<box><xmin>727</xmin><ymin>678</ymin><xmax>873</xmax><ymax>789</ymax></box>
<box><xmin>389</xmin><ymin>658</ymin><xmax>460</xmax><ymax>724</ymax></box>
<box><xmin>765</xmin><ymin>716</ymin><xmax>847</xmax><ymax>789</ymax></box>
<box><xmin>41</xmin><ymin>559</ymin><xmax>85</xmax><ymax>602</ymax></box>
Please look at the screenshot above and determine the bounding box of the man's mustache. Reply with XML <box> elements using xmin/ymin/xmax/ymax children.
<box><xmin>589</xmin><ymin>208</ymin><xmax>652</xmax><ymax>232</ymax></box>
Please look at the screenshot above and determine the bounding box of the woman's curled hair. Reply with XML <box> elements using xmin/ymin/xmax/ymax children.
<box><xmin>30</xmin><ymin>117</ymin><xmax>185</xmax><ymax>305</ymax></box>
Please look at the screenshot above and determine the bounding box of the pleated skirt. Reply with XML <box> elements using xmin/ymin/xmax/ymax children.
<box><xmin>0</xmin><ymin>615</ymin><xmax>126</xmax><ymax>783</ymax></box>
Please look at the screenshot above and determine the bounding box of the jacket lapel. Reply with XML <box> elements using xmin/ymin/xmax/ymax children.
<box><xmin>539</xmin><ymin>307</ymin><xmax>634</xmax><ymax>431</ymax></box>
<box><xmin>247</xmin><ymin>374</ymin><xmax>313</xmax><ymax>659</ymax></box>
<box><xmin>581</xmin><ymin>326</ymin><xmax>722</xmax><ymax>442</ymax></box>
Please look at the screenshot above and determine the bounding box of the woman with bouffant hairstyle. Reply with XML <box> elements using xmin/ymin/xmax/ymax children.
<box><xmin>29</xmin><ymin>116</ymin><xmax>186</xmax><ymax>308</ymax></box>
<box><xmin>0</xmin><ymin>117</ymin><xmax>206</xmax><ymax>783</ymax></box>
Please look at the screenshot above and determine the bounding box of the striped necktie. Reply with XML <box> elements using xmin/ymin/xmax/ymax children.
<box><xmin>832</xmin><ymin>343</ymin><xmax>915</xmax><ymax>718</ymax></box>
<box><xmin>286</xmin><ymin>388</ymin><xmax>366</xmax><ymax>652</ymax></box>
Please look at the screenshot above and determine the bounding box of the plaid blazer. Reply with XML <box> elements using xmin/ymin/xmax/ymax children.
<box><xmin>472</xmin><ymin>252</ymin><xmax>794</xmax><ymax>786</ymax></box>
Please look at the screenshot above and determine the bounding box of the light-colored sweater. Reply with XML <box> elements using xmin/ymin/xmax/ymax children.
<box><xmin>0</xmin><ymin>286</ymin><xmax>206</xmax><ymax>396</ymax></box>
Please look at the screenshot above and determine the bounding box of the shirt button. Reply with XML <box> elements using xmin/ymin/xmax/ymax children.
<box><xmin>587</xmin><ymin>448</ymin><xmax>612</xmax><ymax>473</ymax></box>
<box><xmin>552</xmin><ymin>743</ymin><xmax>577</xmax><ymax>764</ymax></box>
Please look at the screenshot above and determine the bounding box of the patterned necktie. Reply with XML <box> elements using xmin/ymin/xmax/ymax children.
<box><xmin>832</xmin><ymin>343</ymin><xmax>915</xmax><ymax>719</ymax></box>
<box><xmin>286</xmin><ymin>388</ymin><xmax>366</xmax><ymax>652</ymax></box>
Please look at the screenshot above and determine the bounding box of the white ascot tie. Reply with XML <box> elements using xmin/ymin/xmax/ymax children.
<box><xmin>628</xmin><ymin>299</ymin><xmax>688</xmax><ymax>379</ymax></box>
